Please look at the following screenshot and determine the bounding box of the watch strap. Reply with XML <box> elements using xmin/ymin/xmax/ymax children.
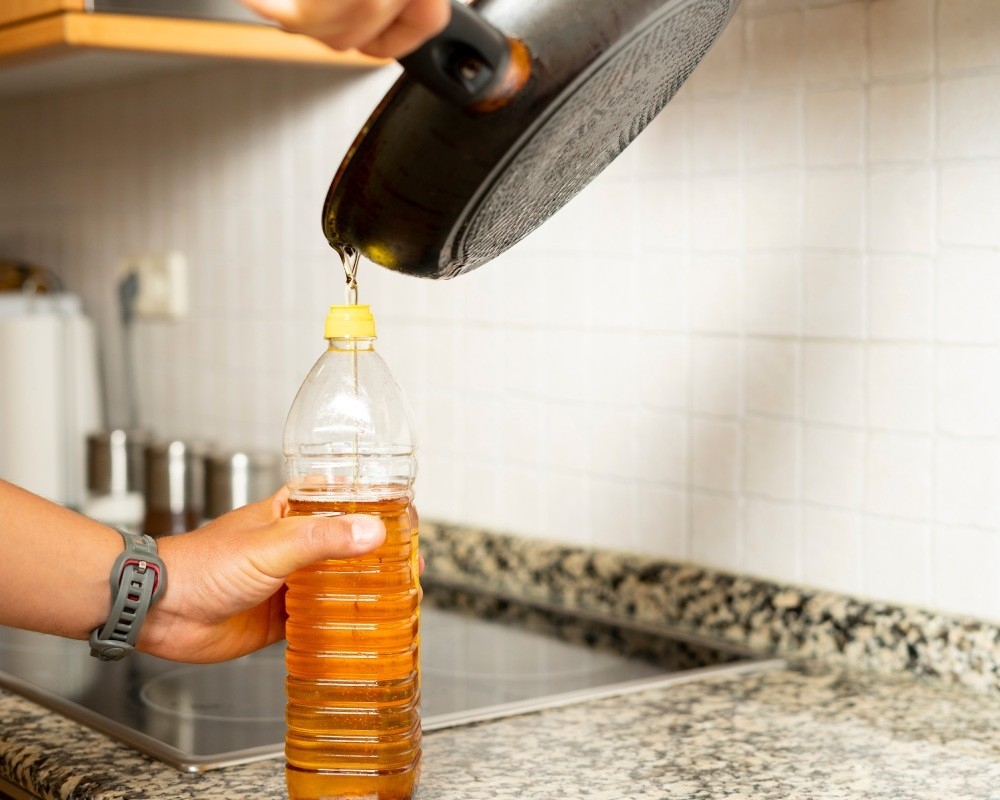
<box><xmin>89</xmin><ymin>528</ymin><xmax>167</xmax><ymax>661</ymax></box>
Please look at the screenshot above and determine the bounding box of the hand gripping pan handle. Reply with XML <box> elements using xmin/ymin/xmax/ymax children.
<box><xmin>398</xmin><ymin>0</ymin><xmax>530</xmax><ymax>109</ymax></box>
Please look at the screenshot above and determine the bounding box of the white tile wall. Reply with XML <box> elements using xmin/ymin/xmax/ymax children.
<box><xmin>870</xmin><ymin>0</ymin><xmax>933</xmax><ymax>78</ymax></box>
<box><xmin>869</xmin><ymin>82</ymin><xmax>933</xmax><ymax>163</ymax></box>
<box><xmin>2</xmin><ymin>0</ymin><xmax>1000</xmax><ymax>622</ymax></box>
<box><xmin>803</xmin><ymin>506</ymin><xmax>862</xmax><ymax>594</ymax></box>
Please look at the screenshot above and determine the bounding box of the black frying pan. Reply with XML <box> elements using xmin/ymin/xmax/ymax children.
<box><xmin>323</xmin><ymin>0</ymin><xmax>740</xmax><ymax>279</ymax></box>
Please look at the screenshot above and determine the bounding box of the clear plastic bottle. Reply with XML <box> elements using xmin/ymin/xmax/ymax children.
<box><xmin>282</xmin><ymin>303</ymin><xmax>420</xmax><ymax>800</ymax></box>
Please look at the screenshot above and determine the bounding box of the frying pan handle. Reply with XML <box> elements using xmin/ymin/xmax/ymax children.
<box><xmin>399</xmin><ymin>0</ymin><xmax>529</xmax><ymax>109</ymax></box>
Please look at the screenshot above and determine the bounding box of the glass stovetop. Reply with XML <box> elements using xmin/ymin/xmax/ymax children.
<box><xmin>0</xmin><ymin>581</ymin><xmax>776</xmax><ymax>772</ymax></box>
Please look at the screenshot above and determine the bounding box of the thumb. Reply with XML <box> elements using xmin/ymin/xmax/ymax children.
<box><xmin>256</xmin><ymin>513</ymin><xmax>386</xmax><ymax>579</ymax></box>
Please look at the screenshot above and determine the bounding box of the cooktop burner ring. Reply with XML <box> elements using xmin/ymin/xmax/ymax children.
<box><xmin>139</xmin><ymin>658</ymin><xmax>286</xmax><ymax>723</ymax></box>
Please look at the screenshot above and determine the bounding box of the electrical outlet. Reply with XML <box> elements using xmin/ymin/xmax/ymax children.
<box><xmin>120</xmin><ymin>252</ymin><xmax>188</xmax><ymax>320</ymax></box>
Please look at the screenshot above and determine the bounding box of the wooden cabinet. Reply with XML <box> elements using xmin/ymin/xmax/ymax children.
<box><xmin>0</xmin><ymin>1</ymin><xmax>382</xmax><ymax>96</ymax></box>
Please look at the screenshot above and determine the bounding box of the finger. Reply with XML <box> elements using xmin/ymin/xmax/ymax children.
<box><xmin>251</xmin><ymin>513</ymin><xmax>386</xmax><ymax>579</ymax></box>
<box><xmin>241</xmin><ymin>0</ymin><xmax>357</xmax><ymax>44</ymax></box>
<box><xmin>243</xmin><ymin>0</ymin><xmax>413</xmax><ymax>53</ymax></box>
<box><xmin>270</xmin><ymin>485</ymin><xmax>290</xmax><ymax>517</ymax></box>
<box><xmin>360</xmin><ymin>0</ymin><xmax>451</xmax><ymax>59</ymax></box>
<box><xmin>239</xmin><ymin>0</ymin><xmax>299</xmax><ymax>25</ymax></box>
<box><xmin>306</xmin><ymin>0</ymin><xmax>415</xmax><ymax>54</ymax></box>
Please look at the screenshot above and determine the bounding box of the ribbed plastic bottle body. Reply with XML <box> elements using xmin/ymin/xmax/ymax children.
<box><xmin>284</xmin><ymin>490</ymin><xmax>420</xmax><ymax>800</ymax></box>
<box><xmin>283</xmin><ymin>336</ymin><xmax>419</xmax><ymax>800</ymax></box>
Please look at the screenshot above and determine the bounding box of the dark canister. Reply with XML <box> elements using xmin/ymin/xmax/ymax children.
<box><xmin>143</xmin><ymin>439</ymin><xmax>209</xmax><ymax>536</ymax></box>
<box><xmin>86</xmin><ymin>428</ymin><xmax>148</xmax><ymax>496</ymax></box>
<box><xmin>204</xmin><ymin>450</ymin><xmax>282</xmax><ymax>519</ymax></box>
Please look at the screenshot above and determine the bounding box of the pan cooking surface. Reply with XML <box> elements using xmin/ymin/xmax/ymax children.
<box><xmin>454</xmin><ymin>0</ymin><xmax>735</xmax><ymax>273</ymax></box>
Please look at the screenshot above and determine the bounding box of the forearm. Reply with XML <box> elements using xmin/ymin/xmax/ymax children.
<box><xmin>0</xmin><ymin>479</ymin><xmax>120</xmax><ymax>640</ymax></box>
<box><xmin>1</xmin><ymin>480</ymin><xmax>387</xmax><ymax>664</ymax></box>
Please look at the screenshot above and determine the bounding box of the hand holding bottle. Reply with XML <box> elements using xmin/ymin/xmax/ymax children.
<box><xmin>141</xmin><ymin>487</ymin><xmax>387</xmax><ymax>663</ymax></box>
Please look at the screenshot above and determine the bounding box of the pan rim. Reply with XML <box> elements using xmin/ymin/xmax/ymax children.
<box><xmin>445</xmin><ymin>0</ymin><xmax>741</xmax><ymax>275</ymax></box>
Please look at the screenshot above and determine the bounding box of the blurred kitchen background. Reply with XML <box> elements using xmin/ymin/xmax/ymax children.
<box><xmin>0</xmin><ymin>0</ymin><xmax>998</xmax><ymax>620</ymax></box>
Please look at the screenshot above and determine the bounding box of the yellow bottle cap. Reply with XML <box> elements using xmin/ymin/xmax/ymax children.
<box><xmin>324</xmin><ymin>304</ymin><xmax>376</xmax><ymax>339</ymax></box>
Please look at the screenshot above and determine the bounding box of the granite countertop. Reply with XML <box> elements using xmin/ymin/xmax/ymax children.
<box><xmin>4</xmin><ymin>524</ymin><xmax>1000</xmax><ymax>799</ymax></box>
<box><xmin>4</xmin><ymin>660</ymin><xmax>1000</xmax><ymax>799</ymax></box>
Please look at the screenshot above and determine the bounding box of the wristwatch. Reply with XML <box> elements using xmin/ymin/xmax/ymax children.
<box><xmin>89</xmin><ymin>528</ymin><xmax>167</xmax><ymax>661</ymax></box>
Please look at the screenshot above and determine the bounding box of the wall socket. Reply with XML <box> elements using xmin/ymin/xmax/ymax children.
<box><xmin>120</xmin><ymin>252</ymin><xmax>188</xmax><ymax>320</ymax></box>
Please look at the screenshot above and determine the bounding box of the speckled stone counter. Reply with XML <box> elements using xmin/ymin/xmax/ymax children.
<box><xmin>421</xmin><ymin>523</ymin><xmax>1000</xmax><ymax>694</ymax></box>
<box><xmin>5</xmin><ymin>661</ymin><xmax>1000</xmax><ymax>799</ymax></box>
<box><xmin>4</xmin><ymin>525</ymin><xmax>1000</xmax><ymax>799</ymax></box>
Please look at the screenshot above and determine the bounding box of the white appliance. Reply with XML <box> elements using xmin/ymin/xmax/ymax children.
<box><xmin>0</xmin><ymin>293</ymin><xmax>103</xmax><ymax>507</ymax></box>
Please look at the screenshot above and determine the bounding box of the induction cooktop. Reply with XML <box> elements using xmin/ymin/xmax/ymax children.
<box><xmin>0</xmin><ymin>581</ymin><xmax>779</xmax><ymax>772</ymax></box>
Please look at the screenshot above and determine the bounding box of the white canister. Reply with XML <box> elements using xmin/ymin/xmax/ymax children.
<box><xmin>0</xmin><ymin>293</ymin><xmax>103</xmax><ymax>507</ymax></box>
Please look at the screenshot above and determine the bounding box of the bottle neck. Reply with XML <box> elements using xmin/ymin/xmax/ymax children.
<box><xmin>326</xmin><ymin>337</ymin><xmax>375</xmax><ymax>352</ymax></box>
